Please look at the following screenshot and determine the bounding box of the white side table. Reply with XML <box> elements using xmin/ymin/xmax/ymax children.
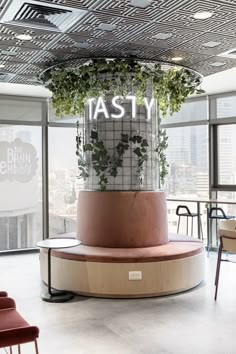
<box><xmin>37</xmin><ymin>238</ymin><xmax>81</xmax><ymax>302</ymax></box>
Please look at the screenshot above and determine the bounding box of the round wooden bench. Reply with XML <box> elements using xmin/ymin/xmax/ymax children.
<box><xmin>39</xmin><ymin>233</ymin><xmax>205</xmax><ymax>298</ymax></box>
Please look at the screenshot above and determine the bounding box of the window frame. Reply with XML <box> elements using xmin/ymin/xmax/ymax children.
<box><xmin>209</xmin><ymin>92</ymin><xmax>236</xmax><ymax>191</ymax></box>
<box><xmin>2</xmin><ymin>91</ymin><xmax>236</xmax><ymax>252</ymax></box>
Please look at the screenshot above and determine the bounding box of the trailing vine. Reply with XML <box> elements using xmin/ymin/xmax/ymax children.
<box><xmin>76</xmin><ymin>123</ymin><xmax>89</xmax><ymax>181</ymax></box>
<box><xmin>41</xmin><ymin>58</ymin><xmax>203</xmax><ymax>118</ymax></box>
<box><xmin>129</xmin><ymin>134</ymin><xmax>149</xmax><ymax>186</ymax></box>
<box><xmin>76</xmin><ymin>127</ymin><xmax>151</xmax><ymax>191</ymax></box>
<box><xmin>155</xmin><ymin>120</ymin><xmax>169</xmax><ymax>187</ymax></box>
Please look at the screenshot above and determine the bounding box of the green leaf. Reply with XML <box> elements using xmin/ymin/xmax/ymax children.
<box><xmin>90</xmin><ymin>130</ymin><xmax>98</xmax><ymax>140</ymax></box>
<box><xmin>84</xmin><ymin>143</ymin><xmax>93</xmax><ymax>151</ymax></box>
<box><xmin>121</xmin><ymin>134</ymin><xmax>129</xmax><ymax>143</ymax></box>
<box><xmin>133</xmin><ymin>147</ymin><xmax>142</xmax><ymax>157</ymax></box>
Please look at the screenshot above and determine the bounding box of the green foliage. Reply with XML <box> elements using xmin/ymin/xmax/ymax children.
<box><xmin>42</xmin><ymin>59</ymin><xmax>202</xmax><ymax>118</ymax></box>
<box><xmin>129</xmin><ymin>135</ymin><xmax>149</xmax><ymax>186</ymax></box>
<box><xmin>76</xmin><ymin>123</ymin><xmax>89</xmax><ymax>181</ymax></box>
<box><xmin>77</xmin><ymin>127</ymin><xmax>130</xmax><ymax>191</ymax></box>
<box><xmin>76</xmin><ymin>127</ymin><xmax>152</xmax><ymax>191</ymax></box>
<box><xmin>84</xmin><ymin>129</ymin><xmax>110</xmax><ymax>191</ymax></box>
<box><xmin>155</xmin><ymin>120</ymin><xmax>169</xmax><ymax>187</ymax></box>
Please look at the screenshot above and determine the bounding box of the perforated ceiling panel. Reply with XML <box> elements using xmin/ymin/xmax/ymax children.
<box><xmin>1</xmin><ymin>0</ymin><xmax>236</xmax><ymax>84</ymax></box>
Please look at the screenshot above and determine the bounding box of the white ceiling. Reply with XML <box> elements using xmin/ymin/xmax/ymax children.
<box><xmin>199</xmin><ymin>67</ymin><xmax>236</xmax><ymax>96</ymax></box>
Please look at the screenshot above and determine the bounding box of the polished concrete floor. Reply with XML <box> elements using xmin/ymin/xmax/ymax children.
<box><xmin>1</xmin><ymin>251</ymin><xmax>236</xmax><ymax>354</ymax></box>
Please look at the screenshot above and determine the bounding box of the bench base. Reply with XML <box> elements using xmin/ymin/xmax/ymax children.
<box><xmin>40</xmin><ymin>234</ymin><xmax>205</xmax><ymax>298</ymax></box>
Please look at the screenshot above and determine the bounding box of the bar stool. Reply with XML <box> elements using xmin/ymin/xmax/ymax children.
<box><xmin>208</xmin><ymin>207</ymin><xmax>235</xmax><ymax>253</ymax></box>
<box><xmin>208</xmin><ymin>207</ymin><xmax>235</xmax><ymax>221</ymax></box>
<box><xmin>176</xmin><ymin>205</ymin><xmax>203</xmax><ymax>238</ymax></box>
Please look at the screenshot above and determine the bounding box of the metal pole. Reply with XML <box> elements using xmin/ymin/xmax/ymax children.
<box><xmin>42</xmin><ymin>101</ymin><xmax>49</xmax><ymax>240</ymax></box>
<box><xmin>197</xmin><ymin>201</ymin><xmax>201</xmax><ymax>239</ymax></box>
<box><xmin>48</xmin><ymin>248</ymin><xmax>52</xmax><ymax>295</ymax></box>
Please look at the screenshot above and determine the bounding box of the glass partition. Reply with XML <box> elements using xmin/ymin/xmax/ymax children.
<box><xmin>218</xmin><ymin>124</ymin><xmax>236</xmax><ymax>185</ymax></box>
<box><xmin>0</xmin><ymin>97</ymin><xmax>43</xmax><ymax>121</ymax></box>
<box><xmin>161</xmin><ymin>98</ymin><xmax>207</xmax><ymax>124</ymax></box>
<box><xmin>48</xmin><ymin>127</ymin><xmax>82</xmax><ymax>237</ymax></box>
<box><xmin>0</xmin><ymin>125</ymin><xmax>42</xmax><ymax>250</ymax></box>
<box><xmin>166</xmin><ymin>125</ymin><xmax>209</xmax><ymax>198</ymax></box>
<box><xmin>216</xmin><ymin>95</ymin><xmax>236</xmax><ymax>119</ymax></box>
<box><xmin>48</xmin><ymin>101</ymin><xmax>83</xmax><ymax>124</ymax></box>
<box><xmin>216</xmin><ymin>191</ymin><xmax>236</xmax><ymax>216</ymax></box>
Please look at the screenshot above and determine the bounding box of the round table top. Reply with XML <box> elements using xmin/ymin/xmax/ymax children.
<box><xmin>36</xmin><ymin>238</ymin><xmax>81</xmax><ymax>250</ymax></box>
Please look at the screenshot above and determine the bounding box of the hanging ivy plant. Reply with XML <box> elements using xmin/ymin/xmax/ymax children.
<box><xmin>41</xmin><ymin>58</ymin><xmax>203</xmax><ymax>118</ymax></box>
<box><xmin>129</xmin><ymin>134</ymin><xmax>149</xmax><ymax>186</ymax></box>
<box><xmin>76</xmin><ymin>127</ymin><xmax>130</xmax><ymax>191</ymax></box>
<box><xmin>76</xmin><ymin>126</ymin><xmax>153</xmax><ymax>191</ymax></box>
<box><xmin>155</xmin><ymin>120</ymin><xmax>169</xmax><ymax>187</ymax></box>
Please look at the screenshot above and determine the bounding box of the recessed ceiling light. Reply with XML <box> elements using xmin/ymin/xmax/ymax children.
<box><xmin>126</xmin><ymin>49</ymin><xmax>140</xmax><ymax>56</ymax></box>
<box><xmin>74</xmin><ymin>42</ymin><xmax>89</xmax><ymax>49</ymax></box>
<box><xmin>16</xmin><ymin>34</ymin><xmax>32</xmax><ymax>41</ymax></box>
<box><xmin>172</xmin><ymin>56</ymin><xmax>183</xmax><ymax>61</ymax></box>
<box><xmin>130</xmin><ymin>0</ymin><xmax>153</xmax><ymax>8</ymax></box>
<box><xmin>217</xmin><ymin>48</ymin><xmax>236</xmax><ymax>59</ymax></box>
<box><xmin>203</xmin><ymin>41</ymin><xmax>221</xmax><ymax>48</ymax></box>
<box><xmin>210</xmin><ymin>61</ymin><xmax>226</xmax><ymax>67</ymax></box>
<box><xmin>193</xmin><ymin>11</ymin><xmax>213</xmax><ymax>20</ymax></box>
<box><xmin>0</xmin><ymin>64</ymin><xmax>5</xmax><ymax>68</ymax></box>
<box><xmin>97</xmin><ymin>23</ymin><xmax>116</xmax><ymax>32</ymax></box>
<box><xmin>152</xmin><ymin>33</ymin><xmax>172</xmax><ymax>40</ymax></box>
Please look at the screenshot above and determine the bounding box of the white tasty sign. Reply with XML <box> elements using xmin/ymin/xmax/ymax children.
<box><xmin>88</xmin><ymin>96</ymin><xmax>155</xmax><ymax>120</ymax></box>
<box><xmin>0</xmin><ymin>138</ymin><xmax>38</xmax><ymax>183</ymax></box>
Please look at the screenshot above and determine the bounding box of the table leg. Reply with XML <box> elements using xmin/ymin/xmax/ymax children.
<box><xmin>197</xmin><ymin>202</ymin><xmax>201</xmax><ymax>240</ymax></box>
<box><xmin>42</xmin><ymin>248</ymin><xmax>74</xmax><ymax>303</ymax></box>
<box><xmin>206</xmin><ymin>205</ymin><xmax>211</xmax><ymax>256</ymax></box>
<box><xmin>48</xmin><ymin>248</ymin><xmax>52</xmax><ymax>296</ymax></box>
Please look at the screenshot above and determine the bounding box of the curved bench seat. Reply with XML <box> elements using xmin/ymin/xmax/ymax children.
<box><xmin>51</xmin><ymin>241</ymin><xmax>203</xmax><ymax>263</ymax></box>
<box><xmin>40</xmin><ymin>232</ymin><xmax>205</xmax><ymax>298</ymax></box>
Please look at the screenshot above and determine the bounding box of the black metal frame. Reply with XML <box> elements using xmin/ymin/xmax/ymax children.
<box><xmin>176</xmin><ymin>205</ymin><xmax>203</xmax><ymax>238</ymax></box>
<box><xmin>41</xmin><ymin>247</ymin><xmax>74</xmax><ymax>303</ymax></box>
<box><xmin>214</xmin><ymin>235</ymin><xmax>236</xmax><ymax>300</ymax></box>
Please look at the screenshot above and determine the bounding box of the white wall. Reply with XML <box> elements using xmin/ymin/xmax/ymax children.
<box><xmin>0</xmin><ymin>82</ymin><xmax>51</xmax><ymax>98</ymax></box>
<box><xmin>196</xmin><ymin>67</ymin><xmax>236</xmax><ymax>96</ymax></box>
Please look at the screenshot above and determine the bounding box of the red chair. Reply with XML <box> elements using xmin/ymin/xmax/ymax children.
<box><xmin>0</xmin><ymin>291</ymin><xmax>8</xmax><ymax>297</ymax></box>
<box><xmin>0</xmin><ymin>297</ymin><xmax>39</xmax><ymax>353</ymax></box>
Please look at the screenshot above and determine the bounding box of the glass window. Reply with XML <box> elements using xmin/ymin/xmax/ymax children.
<box><xmin>49</xmin><ymin>101</ymin><xmax>84</xmax><ymax>124</ymax></box>
<box><xmin>166</xmin><ymin>125</ymin><xmax>209</xmax><ymax>198</ymax></box>
<box><xmin>0</xmin><ymin>125</ymin><xmax>42</xmax><ymax>250</ymax></box>
<box><xmin>217</xmin><ymin>95</ymin><xmax>236</xmax><ymax>118</ymax></box>
<box><xmin>167</xmin><ymin>200</ymin><xmax>208</xmax><ymax>241</ymax></box>
<box><xmin>161</xmin><ymin>98</ymin><xmax>207</xmax><ymax>124</ymax></box>
<box><xmin>0</xmin><ymin>98</ymin><xmax>43</xmax><ymax>121</ymax></box>
<box><xmin>216</xmin><ymin>191</ymin><xmax>236</xmax><ymax>217</ymax></box>
<box><xmin>165</xmin><ymin>125</ymin><xmax>209</xmax><ymax>239</ymax></box>
<box><xmin>218</xmin><ymin>124</ymin><xmax>236</xmax><ymax>185</ymax></box>
<box><xmin>48</xmin><ymin>127</ymin><xmax>83</xmax><ymax>237</ymax></box>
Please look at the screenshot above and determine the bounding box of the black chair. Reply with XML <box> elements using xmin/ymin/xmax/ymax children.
<box><xmin>208</xmin><ymin>207</ymin><xmax>235</xmax><ymax>221</ymax></box>
<box><xmin>176</xmin><ymin>205</ymin><xmax>203</xmax><ymax>238</ymax></box>
<box><xmin>208</xmin><ymin>207</ymin><xmax>235</xmax><ymax>254</ymax></box>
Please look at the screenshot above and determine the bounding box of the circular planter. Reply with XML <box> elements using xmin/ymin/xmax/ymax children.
<box><xmin>77</xmin><ymin>190</ymin><xmax>168</xmax><ymax>248</ymax></box>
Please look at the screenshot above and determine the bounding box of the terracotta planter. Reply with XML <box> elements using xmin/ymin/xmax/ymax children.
<box><xmin>77</xmin><ymin>191</ymin><xmax>168</xmax><ymax>248</ymax></box>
